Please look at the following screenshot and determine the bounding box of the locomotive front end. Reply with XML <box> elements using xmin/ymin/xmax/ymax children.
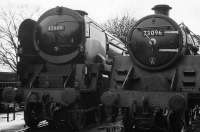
<box><xmin>35</xmin><ymin>7</ymin><xmax>85</xmax><ymax>64</ymax></box>
<box><xmin>17</xmin><ymin>7</ymin><xmax>88</xmax><ymax>128</ymax></box>
<box><xmin>101</xmin><ymin>5</ymin><xmax>200</xmax><ymax>132</ymax></box>
<box><xmin>127</xmin><ymin>5</ymin><xmax>184</xmax><ymax>70</ymax></box>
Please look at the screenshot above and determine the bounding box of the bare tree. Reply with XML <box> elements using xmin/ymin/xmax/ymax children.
<box><xmin>0</xmin><ymin>10</ymin><xmax>19</xmax><ymax>72</ymax></box>
<box><xmin>0</xmin><ymin>8</ymin><xmax>41</xmax><ymax>72</ymax></box>
<box><xmin>103</xmin><ymin>14</ymin><xmax>136</xmax><ymax>43</ymax></box>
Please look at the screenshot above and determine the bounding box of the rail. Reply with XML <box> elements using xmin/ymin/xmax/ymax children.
<box><xmin>98</xmin><ymin>121</ymin><xmax>123</xmax><ymax>132</ymax></box>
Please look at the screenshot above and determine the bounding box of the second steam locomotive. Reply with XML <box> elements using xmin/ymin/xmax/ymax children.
<box><xmin>101</xmin><ymin>4</ymin><xmax>200</xmax><ymax>132</ymax></box>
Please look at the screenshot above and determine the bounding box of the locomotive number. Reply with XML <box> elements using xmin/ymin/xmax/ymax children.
<box><xmin>48</xmin><ymin>25</ymin><xmax>65</xmax><ymax>31</ymax></box>
<box><xmin>143</xmin><ymin>30</ymin><xmax>164</xmax><ymax>36</ymax></box>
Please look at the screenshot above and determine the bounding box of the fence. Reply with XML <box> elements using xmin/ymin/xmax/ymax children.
<box><xmin>0</xmin><ymin>81</ymin><xmax>20</xmax><ymax>88</ymax></box>
<box><xmin>0</xmin><ymin>81</ymin><xmax>22</xmax><ymax>122</ymax></box>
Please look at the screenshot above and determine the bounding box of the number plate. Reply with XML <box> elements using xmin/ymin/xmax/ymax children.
<box><xmin>143</xmin><ymin>29</ymin><xmax>164</xmax><ymax>36</ymax></box>
<box><xmin>48</xmin><ymin>25</ymin><xmax>65</xmax><ymax>31</ymax></box>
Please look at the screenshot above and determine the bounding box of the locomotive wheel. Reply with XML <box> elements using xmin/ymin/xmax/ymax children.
<box><xmin>24</xmin><ymin>102</ymin><xmax>42</xmax><ymax>128</ymax></box>
<box><xmin>167</xmin><ymin>111</ymin><xmax>185</xmax><ymax>132</ymax></box>
<box><xmin>122</xmin><ymin>107</ymin><xmax>134</xmax><ymax>132</ymax></box>
<box><xmin>71</xmin><ymin>110</ymin><xmax>86</xmax><ymax>130</ymax></box>
<box><xmin>94</xmin><ymin>107</ymin><xmax>102</xmax><ymax>123</ymax></box>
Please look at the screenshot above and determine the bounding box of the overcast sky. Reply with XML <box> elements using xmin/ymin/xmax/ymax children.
<box><xmin>1</xmin><ymin>0</ymin><xmax>200</xmax><ymax>34</ymax></box>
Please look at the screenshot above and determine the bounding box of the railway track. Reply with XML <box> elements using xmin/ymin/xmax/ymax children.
<box><xmin>97</xmin><ymin>121</ymin><xmax>123</xmax><ymax>132</ymax></box>
<box><xmin>13</xmin><ymin>120</ymin><xmax>123</xmax><ymax>132</ymax></box>
<box><xmin>14</xmin><ymin>120</ymin><xmax>48</xmax><ymax>132</ymax></box>
<box><xmin>16</xmin><ymin>127</ymin><xmax>29</xmax><ymax>132</ymax></box>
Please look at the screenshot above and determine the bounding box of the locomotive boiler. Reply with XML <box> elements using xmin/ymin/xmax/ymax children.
<box><xmin>101</xmin><ymin>5</ymin><xmax>200</xmax><ymax>132</ymax></box>
<box><xmin>17</xmin><ymin>6</ymin><xmax>126</xmax><ymax>130</ymax></box>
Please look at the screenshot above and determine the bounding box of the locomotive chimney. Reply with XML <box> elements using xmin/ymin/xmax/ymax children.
<box><xmin>152</xmin><ymin>4</ymin><xmax>172</xmax><ymax>16</ymax></box>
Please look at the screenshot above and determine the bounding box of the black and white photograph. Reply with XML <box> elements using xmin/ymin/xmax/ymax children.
<box><xmin>0</xmin><ymin>0</ymin><xmax>200</xmax><ymax>132</ymax></box>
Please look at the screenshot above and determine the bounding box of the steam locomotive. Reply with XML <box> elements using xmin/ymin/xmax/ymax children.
<box><xmin>17</xmin><ymin>6</ymin><xmax>126</xmax><ymax>130</ymax></box>
<box><xmin>101</xmin><ymin>5</ymin><xmax>200</xmax><ymax>132</ymax></box>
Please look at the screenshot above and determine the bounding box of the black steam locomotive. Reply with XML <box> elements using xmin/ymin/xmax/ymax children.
<box><xmin>17</xmin><ymin>6</ymin><xmax>126</xmax><ymax>130</ymax></box>
<box><xmin>101</xmin><ymin>5</ymin><xmax>200</xmax><ymax>132</ymax></box>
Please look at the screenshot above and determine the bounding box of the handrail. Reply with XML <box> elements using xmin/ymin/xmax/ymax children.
<box><xmin>179</xmin><ymin>23</ymin><xmax>200</xmax><ymax>46</ymax></box>
<box><xmin>87</xmin><ymin>17</ymin><xmax>127</xmax><ymax>52</ymax></box>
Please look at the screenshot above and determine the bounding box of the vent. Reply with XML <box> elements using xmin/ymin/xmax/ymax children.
<box><xmin>114</xmin><ymin>68</ymin><xmax>129</xmax><ymax>89</ymax></box>
<box><xmin>116</xmin><ymin>69</ymin><xmax>128</xmax><ymax>75</ymax></box>
<box><xmin>182</xmin><ymin>81</ymin><xmax>195</xmax><ymax>87</ymax></box>
<box><xmin>183</xmin><ymin>69</ymin><xmax>195</xmax><ymax>76</ymax></box>
<box><xmin>181</xmin><ymin>67</ymin><xmax>196</xmax><ymax>91</ymax></box>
